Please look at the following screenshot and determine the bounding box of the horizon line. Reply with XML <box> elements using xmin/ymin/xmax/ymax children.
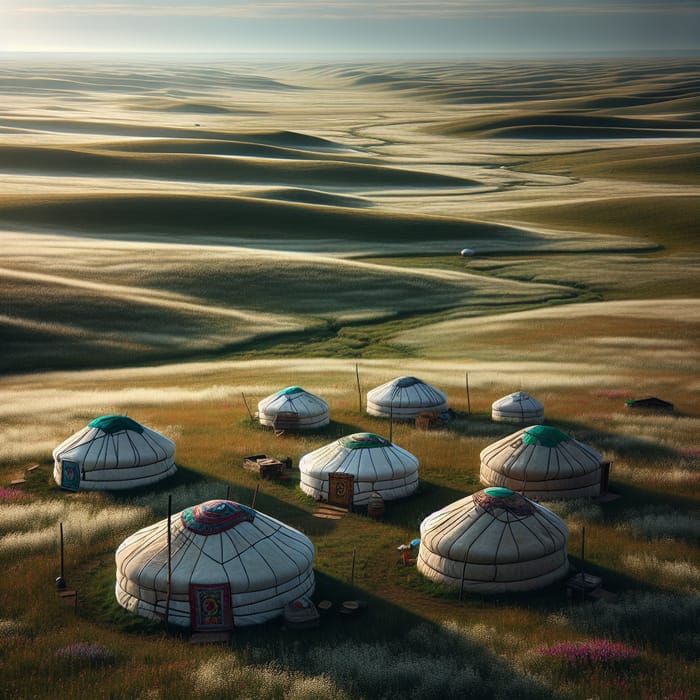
<box><xmin>2</xmin><ymin>48</ymin><xmax>699</xmax><ymax>60</ymax></box>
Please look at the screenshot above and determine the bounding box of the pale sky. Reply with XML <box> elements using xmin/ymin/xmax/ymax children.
<box><xmin>1</xmin><ymin>1</ymin><xmax>698</xmax><ymax>57</ymax></box>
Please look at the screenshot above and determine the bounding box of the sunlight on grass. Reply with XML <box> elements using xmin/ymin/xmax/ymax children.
<box><xmin>0</xmin><ymin>499</ymin><xmax>149</xmax><ymax>557</ymax></box>
<box><xmin>622</xmin><ymin>553</ymin><xmax>700</xmax><ymax>591</ymax></box>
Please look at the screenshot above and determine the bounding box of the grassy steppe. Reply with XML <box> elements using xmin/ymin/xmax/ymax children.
<box><xmin>0</xmin><ymin>57</ymin><xmax>698</xmax><ymax>700</ymax></box>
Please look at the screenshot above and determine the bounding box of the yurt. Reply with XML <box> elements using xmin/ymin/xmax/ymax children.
<box><xmin>417</xmin><ymin>487</ymin><xmax>569</xmax><ymax>593</ymax></box>
<box><xmin>257</xmin><ymin>386</ymin><xmax>329</xmax><ymax>430</ymax></box>
<box><xmin>491</xmin><ymin>391</ymin><xmax>544</xmax><ymax>425</ymax></box>
<box><xmin>299</xmin><ymin>432</ymin><xmax>419</xmax><ymax>506</ymax></box>
<box><xmin>115</xmin><ymin>499</ymin><xmax>315</xmax><ymax>630</ymax></box>
<box><xmin>480</xmin><ymin>425</ymin><xmax>603</xmax><ymax>499</ymax></box>
<box><xmin>53</xmin><ymin>414</ymin><xmax>176</xmax><ymax>492</ymax></box>
<box><xmin>366</xmin><ymin>376</ymin><xmax>448</xmax><ymax>419</ymax></box>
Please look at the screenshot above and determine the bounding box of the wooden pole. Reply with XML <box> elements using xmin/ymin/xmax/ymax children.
<box><xmin>226</xmin><ymin>484</ymin><xmax>231</xmax><ymax>500</ymax></box>
<box><xmin>59</xmin><ymin>522</ymin><xmax>65</xmax><ymax>581</ymax></box>
<box><xmin>165</xmin><ymin>495</ymin><xmax>172</xmax><ymax>625</ymax></box>
<box><xmin>459</xmin><ymin>556</ymin><xmax>468</xmax><ymax>601</ymax></box>
<box><xmin>355</xmin><ymin>363</ymin><xmax>362</xmax><ymax>413</ymax></box>
<box><xmin>351</xmin><ymin>548</ymin><xmax>356</xmax><ymax>586</ymax></box>
<box><xmin>465</xmin><ymin>371</ymin><xmax>471</xmax><ymax>416</ymax></box>
<box><xmin>251</xmin><ymin>482</ymin><xmax>260</xmax><ymax>510</ymax></box>
<box><xmin>580</xmin><ymin>526</ymin><xmax>586</xmax><ymax>603</ymax></box>
<box><xmin>241</xmin><ymin>392</ymin><xmax>253</xmax><ymax>420</ymax></box>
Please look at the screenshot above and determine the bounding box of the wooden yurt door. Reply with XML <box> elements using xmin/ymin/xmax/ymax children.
<box><xmin>60</xmin><ymin>460</ymin><xmax>80</xmax><ymax>491</ymax></box>
<box><xmin>328</xmin><ymin>473</ymin><xmax>354</xmax><ymax>509</ymax></box>
<box><xmin>189</xmin><ymin>583</ymin><xmax>233</xmax><ymax>632</ymax></box>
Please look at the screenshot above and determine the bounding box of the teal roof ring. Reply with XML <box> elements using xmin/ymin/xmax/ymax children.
<box><xmin>484</xmin><ymin>487</ymin><xmax>514</xmax><ymax>497</ymax></box>
<box><xmin>339</xmin><ymin>433</ymin><xmax>391</xmax><ymax>449</ymax></box>
<box><xmin>522</xmin><ymin>425</ymin><xmax>569</xmax><ymax>448</ymax></box>
<box><xmin>277</xmin><ymin>386</ymin><xmax>304</xmax><ymax>396</ymax></box>
<box><xmin>88</xmin><ymin>414</ymin><xmax>144</xmax><ymax>434</ymax></box>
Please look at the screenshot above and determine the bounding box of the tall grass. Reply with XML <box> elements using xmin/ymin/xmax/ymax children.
<box><xmin>0</xmin><ymin>498</ymin><xmax>149</xmax><ymax>557</ymax></box>
<box><xmin>616</xmin><ymin>507</ymin><xmax>700</xmax><ymax>543</ymax></box>
<box><xmin>622</xmin><ymin>553</ymin><xmax>700</xmax><ymax>592</ymax></box>
<box><xmin>559</xmin><ymin>590</ymin><xmax>700</xmax><ymax>658</ymax></box>
<box><xmin>192</xmin><ymin>654</ymin><xmax>348</xmax><ymax>700</ymax></box>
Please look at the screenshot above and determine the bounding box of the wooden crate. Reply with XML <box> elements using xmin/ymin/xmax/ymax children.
<box><xmin>243</xmin><ymin>454</ymin><xmax>285</xmax><ymax>478</ymax></box>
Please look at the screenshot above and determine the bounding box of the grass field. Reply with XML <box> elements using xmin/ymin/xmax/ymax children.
<box><xmin>0</xmin><ymin>56</ymin><xmax>698</xmax><ymax>700</ymax></box>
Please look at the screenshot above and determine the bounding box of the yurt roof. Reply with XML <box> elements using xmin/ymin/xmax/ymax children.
<box><xmin>300</xmin><ymin>432</ymin><xmax>418</xmax><ymax>479</ymax></box>
<box><xmin>492</xmin><ymin>391</ymin><xmax>543</xmax><ymax>411</ymax></box>
<box><xmin>367</xmin><ymin>376</ymin><xmax>448</xmax><ymax>411</ymax></box>
<box><xmin>276</xmin><ymin>385</ymin><xmax>305</xmax><ymax>397</ymax></box>
<box><xmin>262</xmin><ymin>385</ymin><xmax>326</xmax><ymax>403</ymax></box>
<box><xmin>522</xmin><ymin>425</ymin><xmax>569</xmax><ymax>447</ymax></box>
<box><xmin>416</xmin><ymin>486</ymin><xmax>569</xmax><ymax>592</ymax></box>
<box><xmin>419</xmin><ymin>487</ymin><xmax>568</xmax><ymax>564</ymax></box>
<box><xmin>479</xmin><ymin>424</ymin><xmax>603</xmax><ymax>498</ymax></box>
<box><xmin>88</xmin><ymin>414</ymin><xmax>144</xmax><ymax>434</ymax></box>
<box><xmin>339</xmin><ymin>432</ymin><xmax>392</xmax><ymax>450</ymax></box>
<box><xmin>53</xmin><ymin>414</ymin><xmax>175</xmax><ymax>472</ymax></box>
<box><xmin>481</xmin><ymin>424</ymin><xmax>601</xmax><ymax>462</ymax></box>
<box><xmin>180</xmin><ymin>499</ymin><xmax>256</xmax><ymax>535</ymax></box>
<box><xmin>119</xmin><ymin>499</ymin><xmax>313</xmax><ymax>565</ymax></box>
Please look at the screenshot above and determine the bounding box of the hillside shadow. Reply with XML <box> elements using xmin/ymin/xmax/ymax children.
<box><xmin>99</xmin><ymin>463</ymin><xmax>341</xmax><ymax>538</ymax></box>
<box><xmin>378</xmin><ymin>479</ymin><xmax>471</xmax><ymax>533</ymax></box>
<box><xmin>602</xmin><ymin>480</ymin><xmax>700</xmax><ymax>515</ymax></box>
<box><xmin>238</xmin><ymin>417</ymin><xmax>371</xmax><ymax>442</ymax></box>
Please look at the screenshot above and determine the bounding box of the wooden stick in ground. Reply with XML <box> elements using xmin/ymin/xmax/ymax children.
<box><xmin>241</xmin><ymin>392</ymin><xmax>253</xmax><ymax>420</ymax></box>
<box><xmin>465</xmin><ymin>371</ymin><xmax>471</xmax><ymax>416</ymax></box>
<box><xmin>59</xmin><ymin>522</ymin><xmax>64</xmax><ymax>582</ymax></box>
<box><xmin>165</xmin><ymin>494</ymin><xmax>172</xmax><ymax>625</ymax></box>
<box><xmin>580</xmin><ymin>526</ymin><xmax>586</xmax><ymax>603</ymax></box>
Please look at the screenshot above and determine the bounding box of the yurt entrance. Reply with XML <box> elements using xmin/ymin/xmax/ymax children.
<box><xmin>189</xmin><ymin>583</ymin><xmax>233</xmax><ymax>632</ymax></box>
<box><xmin>60</xmin><ymin>461</ymin><xmax>80</xmax><ymax>491</ymax></box>
<box><xmin>328</xmin><ymin>473</ymin><xmax>354</xmax><ymax>509</ymax></box>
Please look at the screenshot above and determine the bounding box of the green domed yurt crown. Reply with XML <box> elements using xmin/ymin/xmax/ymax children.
<box><xmin>339</xmin><ymin>433</ymin><xmax>391</xmax><ymax>449</ymax></box>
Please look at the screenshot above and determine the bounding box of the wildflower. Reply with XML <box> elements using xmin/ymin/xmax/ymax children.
<box><xmin>0</xmin><ymin>488</ymin><xmax>28</xmax><ymax>502</ymax></box>
<box><xmin>538</xmin><ymin>639</ymin><xmax>640</xmax><ymax>668</ymax></box>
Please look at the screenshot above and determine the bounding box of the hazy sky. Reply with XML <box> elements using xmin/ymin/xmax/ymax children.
<box><xmin>1</xmin><ymin>1</ymin><xmax>698</xmax><ymax>57</ymax></box>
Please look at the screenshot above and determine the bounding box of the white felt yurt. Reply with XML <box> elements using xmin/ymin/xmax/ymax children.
<box><xmin>480</xmin><ymin>425</ymin><xmax>603</xmax><ymax>499</ymax></box>
<box><xmin>257</xmin><ymin>386</ymin><xmax>329</xmax><ymax>430</ymax></box>
<box><xmin>53</xmin><ymin>414</ymin><xmax>176</xmax><ymax>492</ymax></box>
<box><xmin>491</xmin><ymin>391</ymin><xmax>544</xmax><ymax>425</ymax></box>
<box><xmin>366</xmin><ymin>376</ymin><xmax>448</xmax><ymax>419</ymax></box>
<box><xmin>299</xmin><ymin>432</ymin><xmax>419</xmax><ymax>506</ymax></box>
<box><xmin>115</xmin><ymin>499</ymin><xmax>315</xmax><ymax>630</ymax></box>
<box><xmin>417</xmin><ymin>487</ymin><xmax>569</xmax><ymax>593</ymax></box>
